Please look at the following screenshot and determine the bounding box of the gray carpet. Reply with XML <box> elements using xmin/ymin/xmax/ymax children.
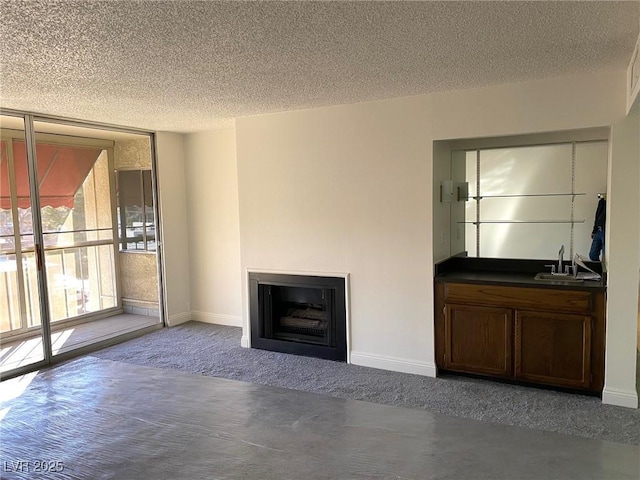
<box><xmin>91</xmin><ymin>321</ymin><xmax>640</xmax><ymax>446</ymax></box>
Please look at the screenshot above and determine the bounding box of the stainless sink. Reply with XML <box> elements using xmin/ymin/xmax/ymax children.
<box><xmin>533</xmin><ymin>272</ymin><xmax>584</xmax><ymax>283</ymax></box>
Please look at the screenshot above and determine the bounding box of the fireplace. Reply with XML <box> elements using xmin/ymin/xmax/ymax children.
<box><xmin>249</xmin><ymin>273</ymin><xmax>347</xmax><ymax>361</ymax></box>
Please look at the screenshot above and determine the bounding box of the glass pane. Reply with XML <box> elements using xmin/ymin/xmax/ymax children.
<box><xmin>95</xmin><ymin>244</ymin><xmax>116</xmax><ymax>309</ymax></box>
<box><xmin>574</xmin><ymin>141</ymin><xmax>608</xmax><ymax>194</ymax></box>
<box><xmin>143</xmin><ymin>170</ymin><xmax>153</xmax><ymax>207</ymax></box>
<box><xmin>465</xmin><ymin>198</ymin><xmax>476</xmax><ymax>223</ymax></box>
<box><xmin>480</xmin><ymin>144</ymin><xmax>572</xmax><ymax>195</ymax></box>
<box><xmin>35</xmin><ymin>146</ymin><xmax>109</xmax><ymax>237</ymax></box>
<box><xmin>118</xmin><ymin>170</ymin><xmax>143</xmax><ymax>250</ymax></box>
<box><xmin>22</xmin><ymin>252</ymin><xmax>41</xmax><ymax>328</ymax></box>
<box><xmin>0</xmin><ymin>114</ymin><xmax>46</xmax><ymax>373</ymax></box>
<box><xmin>32</xmin><ymin>121</ymin><xmax>119</xmax><ymax>327</ymax></box>
<box><xmin>465</xmin><ymin>223</ymin><xmax>477</xmax><ymax>257</ymax></box>
<box><xmin>479</xmin><ymin>196</ymin><xmax>572</xmax><ymax>222</ymax></box>
<box><xmin>19</xmin><ymin>234</ymin><xmax>34</xmax><ymax>251</ymax></box>
<box><xmin>0</xmin><ymin>254</ymin><xmax>21</xmax><ymax>332</ymax></box>
<box><xmin>0</xmin><ymin>234</ymin><xmax>13</xmax><ymax>255</ymax></box>
<box><xmin>10</xmin><ymin>140</ymin><xmax>34</xmax><ymax>238</ymax></box>
<box><xmin>98</xmin><ymin>229</ymin><xmax>113</xmax><ymax>241</ymax></box>
<box><xmin>574</xmin><ymin>141</ymin><xmax>608</xmax><ymax>258</ymax></box>
<box><xmin>480</xmin><ymin>223</ymin><xmax>571</xmax><ymax>259</ymax></box>
<box><xmin>465</xmin><ymin>150</ymin><xmax>477</xmax><ymax>198</ymax></box>
<box><xmin>44</xmin><ymin>244</ymin><xmax>117</xmax><ymax>322</ymax></box>
<box><xmin>45</xmin><ymin>248</ymin><xmax>79</xmax><ymax>322</ymax></box>
<box><xmin>116</xmin><ymin>170</ymin><xmax>157</xmax><ymax>251</ymax></box>
<box><xmin>89</xmin><ymin>151</ymin><xmax>114</xmax><ymax>231</ymax></box>
<box><xmin>143</xmin><ymin>170</ymin><xmax>156</xmax><ymax>251</ymax></box>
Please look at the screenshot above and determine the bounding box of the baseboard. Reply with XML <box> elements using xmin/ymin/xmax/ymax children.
<box><xmin>602</xmin><ymin>387</ymin><xmax>638</xmax><ymax>408</ymax></box>
<box><xmin>191</xmin><ymin>311</ymin><xmax>243</xmax><ymax>327</ymax></box>
<box><xmin>350</xmin><ymin>351</ymin><xmax>437</xmax><ymax>377</ymax></box>
<box><xmin>167</xmin><ymin>312</ymin><xmax>191</xmax><ymax>327</ymax></box>
<box><xmin>241</xmin><ymin>335</ymin><xmax>250</xmax><ymax>348</ymax></box>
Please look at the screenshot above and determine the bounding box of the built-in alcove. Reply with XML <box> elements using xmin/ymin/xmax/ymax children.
<box><xmin>249</xmin><ymin>273</ymin><xmax>347</xmax><ymax>361</ymax></box>
<box><xmin>433</xmin><ymin>127</ymin><xmax>611</xmax><ymax>263</ymax></box>
<box><xmin>432</xmin><ymin>128</ymin><xmax>615</xmax><ymax>398</ymax></box>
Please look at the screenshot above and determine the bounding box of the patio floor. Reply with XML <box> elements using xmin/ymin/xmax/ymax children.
<box><xmin>0</xmin><ymin>314</ymin><xmax>160</xmax><ymax>374</ymax></box>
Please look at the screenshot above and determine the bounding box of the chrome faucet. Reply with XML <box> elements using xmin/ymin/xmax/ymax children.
<box><xmin>558</xmin><ymin>245</ymin><xmax>564</xmax><ymax>274</ymax></box>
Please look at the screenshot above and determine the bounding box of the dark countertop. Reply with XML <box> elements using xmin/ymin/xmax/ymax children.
<box><xmin>435</xmin><ymin>256</ymin><xmax>606</xmax><ymax>291</ymax></box>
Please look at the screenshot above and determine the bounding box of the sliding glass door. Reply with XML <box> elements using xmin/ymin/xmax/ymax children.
<box><xmin>33</xmin><ymin>122</ymin><xmax>122</xmax><ymax>357</ymax></box>
<box><xmin>32</xmin><ymin>126</ymin><xmax>118</xmax><ymax>324</ymax></box>
<box><xmin>0</xmin><ymin>114</ymin><xmax>47</xmax><ymax>373</ymax></box>
<box><xmin>1</xmin><ymin>112</ymin><xmax>163</xmax><ymax>378</ymax></box>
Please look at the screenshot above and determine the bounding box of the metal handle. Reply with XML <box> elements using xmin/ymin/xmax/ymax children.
<box><xmin>35</xmin><ymin>243</ymin><xmax>43</xmax><ymax>271</ymax></box>
<box><xmin>544</xmin><ymin>264</ymin><xmax>556</xmax><ymax>274</ymax></box>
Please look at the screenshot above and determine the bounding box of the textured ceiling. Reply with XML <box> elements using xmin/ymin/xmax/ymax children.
<box><xmin>1</xmin><ymin>1</ymin><xmax>638</xmax><ymax>133</ymax></box>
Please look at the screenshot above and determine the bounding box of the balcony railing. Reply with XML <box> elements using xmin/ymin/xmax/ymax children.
<box><xmin>0</xmin><ymin>241</ymin><xmax>117</xmax><ymax>336</ymax></box>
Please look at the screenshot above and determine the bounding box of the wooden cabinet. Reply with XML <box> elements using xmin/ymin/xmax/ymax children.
<box><xmin>514</xmin><ymin>310</ymin><xmax>591</xmax><ymax>388</ymax></box>
<box><xmin>445</xmin><ymin>304</ymin><xmax>512</xmax><ymax>377</ymax></box>
<box><xmin>435</xmin><ymin>281</ymin><xmax>605</xmax><ymax>392</ymax></box>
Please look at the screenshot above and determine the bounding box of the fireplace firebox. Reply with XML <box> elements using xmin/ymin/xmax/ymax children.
<box><xmin>249</xmin><ymin>273</ymin><xmax>347</xmax><ymax>361</ymax></box>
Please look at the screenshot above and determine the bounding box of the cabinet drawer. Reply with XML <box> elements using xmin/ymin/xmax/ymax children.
<box><xmin>444</xmin><ymin>283</ymin><xmax>593</xmax><ymax>314</ymax></box>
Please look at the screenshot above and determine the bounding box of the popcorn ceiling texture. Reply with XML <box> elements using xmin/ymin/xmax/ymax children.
<box><xmin>0</xmin><ymin>1</ymin><xmax>638</xmax><ymax>132</ymax></box>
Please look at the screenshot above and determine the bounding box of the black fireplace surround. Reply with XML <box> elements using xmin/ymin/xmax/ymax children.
<box><xmin>249</xmin><ymin>273</ymin><xmax>347</xmax><ymax>361</ymax></box>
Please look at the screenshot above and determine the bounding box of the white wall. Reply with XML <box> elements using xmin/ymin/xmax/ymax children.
<box><xmin>604</xmin><ymin>110</ymin><xmax>640</xmax><ymax>408</ymax></box>
<box><xmin>431</xmin><ymin>72</ymin><xmax>623</xmax><ymax>139</ymax></box>
<box><xmin>155</xmin><ymin>132</ymin><xmax>192</xmax><ymax>326</ymax></box>
<box><xmin>184</xmin><ymin>129</ymin><xmax>242</xmax><ymax>326</ymax></box>
<box><xmin>191</xmin><ymin>69</ymin><xmax>636</xmax><ymax>405</ymax></box>
<box><xmin>237</xmin><ymin>95</ymin><xmax>434</xmax><ymax>374</ymax></box>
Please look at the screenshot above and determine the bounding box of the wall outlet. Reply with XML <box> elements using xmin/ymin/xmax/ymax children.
<box><xmin>440</xmin><ymin>231</ymin><xmax>446</xmax><ymax>245</ymax></box>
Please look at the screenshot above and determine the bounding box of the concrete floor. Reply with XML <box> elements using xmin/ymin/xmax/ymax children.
<box><xmin>1</xmin><ymin>357</ymin><xmax>638</xmax><ymax>480</ymax></box>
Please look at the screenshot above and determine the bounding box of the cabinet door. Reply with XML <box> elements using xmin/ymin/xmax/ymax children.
<box><xmin>514</xmin><ymin>310</ymin><xmax>591</xmax><ymax>388</ymax></box>
<box><xmin>444</xmin><ymin>304</ymin><xmax>513</xmax><ymax>377</ymax></box>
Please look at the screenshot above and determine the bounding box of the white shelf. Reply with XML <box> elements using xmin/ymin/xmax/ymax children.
<box><xmin>465</xmin><ymin>193</ymin><xmax>586</xmax><ymax>200</ymax></box>
<box><xmin>458</xmin><ymin>220</ymin><xmax>585</xmax><ymax>224</ymax></box>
